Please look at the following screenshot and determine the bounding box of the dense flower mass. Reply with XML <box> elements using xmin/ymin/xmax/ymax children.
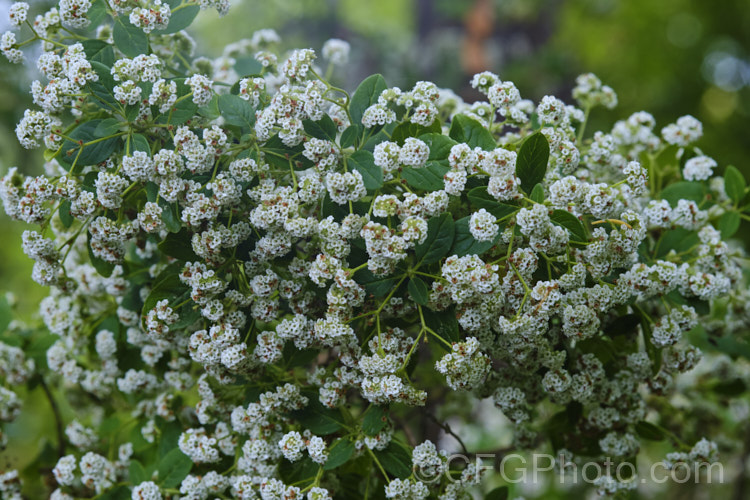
<box><xmin>0</xmin><ymin>1</ymin><xmax>749</xmax><ymax>499</ymax></box>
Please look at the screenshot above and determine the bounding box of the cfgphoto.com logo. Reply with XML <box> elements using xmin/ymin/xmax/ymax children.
<box><xmin>412</xmin><ymin>453</ymin><xmax>724</xmax><ymax>486</ymax></box>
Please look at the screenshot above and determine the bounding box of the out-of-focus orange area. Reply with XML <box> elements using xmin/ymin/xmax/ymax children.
<box><xmin>1</xmin><ymin>0</ymin><xmax>748</xmax><ymax>316</ymax></box>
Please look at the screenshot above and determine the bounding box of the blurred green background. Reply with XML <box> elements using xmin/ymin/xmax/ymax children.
<box><xmin>2</xmin><ymin>0</ymin><xmax>748</xmax><ymax>317</ymax></box>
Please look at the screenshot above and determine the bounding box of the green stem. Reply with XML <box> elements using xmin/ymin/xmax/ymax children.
<box><xmin>39</xmin><ymin>377</ymin><xmax>66</xmax><ymax>458</ymax></box>
<box><xmin>366</xmin><ymin>447</ymin><xmax>390</xmax><ymax>484</ymax></box>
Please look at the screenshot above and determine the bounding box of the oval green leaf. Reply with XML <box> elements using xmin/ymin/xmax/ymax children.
<box><xmin>158</xmin><ymin>4</ymin><xmax>199</xmax><ymax>34</ymax></box>
<box><xmin>113</xmin><ymin>17</ymin><xmax>149</xmax><ymax>58</ymax></box>
<box><xmin>401</xmin><ymin>161</ymin><xmax>449</xmax><ymax>191</ymax></box>
<box><xmin>408</xmin><ymin>277</ymin><xmax>429</xmax><ymax>305</ymax></box>
<box><xmin>415</xmin><ymin>213</ymin><xmax>455</xmax><ymax>264</ymax></box>
<box><xmin>515</xmin><ymin>132</ymin><xmax>549</xmax><ymax>193</ymax></box>
<box><xmin>218</xmin><ymin>93</ymin><xmax>256</xmax><ymax>129</ymax></box>
<box><xmin>158</xmin><ymin>448</ymin><xmax>193</xmax><ymax>488</ymax></box>
<box><xmin>323</xmin><ymin>438</ymin><xmax>355</xmax><ymax>471</ymax></box>
<box><xmin>550</xmin><ymin>209</ymin><xmax>587</xmax><ymax>243</ymax></box>
<box><xmin>350</xmin><ymin>74</ymin><xmax>387</xmax><ymax>126</ymax></box>
<box><xmin>449</xmin><ymin>115</ymin><xmax>496</xmax><ymax>151</ymax></box>
<box><xmin>348</xmin><ymin>150</ymin><xmax>383</xmax><ymax>190</ymax></box>
<box><xmin>724</xmin><ymin>165</ymin><xmax>747</xmax><ymax>206</ymax></box>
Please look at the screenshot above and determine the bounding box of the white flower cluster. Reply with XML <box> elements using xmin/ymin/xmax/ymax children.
<box><xmin>362</xmin><ymin>81</ymin><xmax>440</xmax><ymax>128</ymax></box>
<box><xmin>129</xmin><ymin>1</ymin><xmax>171</xmax><ymax>34</ymax></box>
<box><xmin>435</xmin><ymin>337</ymin><xmax>491</xmax><ymax>391</ymax></box>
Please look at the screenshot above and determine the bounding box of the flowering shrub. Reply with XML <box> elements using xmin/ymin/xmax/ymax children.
<box><xmin>1</xmin><ymin>1</ymin><xmax>749</xmax><ymax>499</ymax></box>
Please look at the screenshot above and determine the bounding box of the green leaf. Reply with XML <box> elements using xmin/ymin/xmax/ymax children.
<box><xmin>415</xmin><ymin>213</ymin><xmax>455</xmax><ymax>264</ymax></box>
<box><xmin>724</xmin><ymin>165</ymin><xmax>747</xmax><ymax>205</ymax></box>
<box><xmin>125</xmin><ymin>101</ymin><xmax>142</xmax><ymax>122</ymax></box>
<box><xmin>218</xmin><ymin>93</ymin><xmax>256</xmax><ymax>129</ymax></box>
<box><xmin>87</xmin><ymin>61</ymin><xmax>119</xmax><ymax>111</ymax></box>
<box><xmin>158</xmin><ymin>419</ymin><xmax>183</xmax><ymax>458</ymax></box>
<box><xmin>515</xmin><ymin>132</ymin><xmax>549</xmax><ymax>192</ymax></box>
<box><xmin>87</xmin><ymin>231</ymin><xmax>115</xmax><ymax>277</ymax></box>
<box><xmin>97</xmin><ymin>486</ymin><xmax>130</xmax><ymax>500</ymax></box>
<box><xmin>128</xmin><ymin>460</ymin><xmax>147</xmax><ymax>483</ymax></box>
<box><xmin>362</xmin><ymin>121</ymin><xmax>397</xmax><ymax>151</ymax></box>
<box><xmin>634</xmin><ymin>421</ymin><xmax>666</xmax><ymax>441</ymax></box>
<box><xmin>655</xmin><ymin>228</ymin><xmax>698</xmax><ymax>257</ymax></box>
<box><xmin>408</xmin><ymin>277</ymin><xmax>429</xmax><ymax>305</ymax></box>
<box><xmin>158</xmin><ymin>4</ymin><xmax>199</xmax><ymax>34</ymax></box>
<box><xmin>715</xmin><ymin>336</ymin><xmax>750</xmax><ymax>361</ymax></box>
<box><xmin>356</xmin><ymin>269</ymin><xmax>401</xmax><ymax>298</ymax></box>
<box><xmin>198</xmin><ymin>94</ymin><xmax>221</xmax><ymax>120</ymax></box>
<box><xmin>718</xmin><ymin>211</ymin><xmax>740</xmax><ymax>238</ymax></box>
<box><xmin>374</xmin><ymin>442</ymin><xmax>412</xmax><ymax>479</ymax></box>
<box><xmin>451</xmin><ymin>216</ymin><xmax>501</xmax><ymax>257</ymax></box>
<box><xmin>466</xmin><ymin>186</ymin><xmax>518</xmax><ymax>219</ymax></box>
<box><xmin>59</xmin><ymin>120</ymin><xmax>120</xmax><ymax>170</ymax></box>
<box><xmin>158</xmin><ymin>229</ymin><xmax>198</xmax><ymax>261</ymax></box>
<box><xmin>279</xmin><ymin>456</ymin><xmax>319</xmax><ymax>486</ymax></box>
<box><xmin>577</xmin><ymin>337</ymin><xmax>617</xmax><ymax>365</ymax></box>
<box><xmin>449</xmin><ymin>115</ymin><xmax>496</xmax><ymax>150</ymax></box>
<box><xmin>94</xmin><ymin>118</ymin><xmax>122</xmax><ymax>138</ymax></box>
<box><xmin>234</xmin><ymin>56</ymin><xmax>263</xmax><ymax>76</ymax></box>
<box><xmin>340</xmin><ymin>125</ymin><xmax>361</xmax><ymax>149</ymax></box>
<box><xmin>550</xmin><ymin>209</ymin><xmax>587</xmax><ymax>242</ymax></box>
<box><xmin>303</xmin><ymin>115</ymin><xmax>338</xmax><ymax>142</ymax></box>
<box><xmin>401</xmin><ymin>161</ymin><xmax>449</xmax><ymax>191</ymax></box>
<box><xmin>530</xmin><ymin>183</ymin><xmax>544</xmax><ymax>203</ymax></box>
<box><xmin>86</xmin><ymin>0</ymin><xmax>109</xmax><ymax>29</ymax></box>
<box><xmin>362</xmin><ymin>405</ymin><xmax>388</xmax><ymax>435</ymax></box>
<box><xmin>145</xmin><ymin>182</ymin><xmax>159</xmax><ymax>202</ymax></box>
<box><xmin>545</xmin><ymin>405</ymin><xmax>583</xmax><ymax>447</ymax></box>
<box><xmin>113</xmin><ymin>17</ymin><xmax>149</xmax><ymax>58</ymax></box>
<box><xmin>348</xmin><ymin>150</ymin><xmax>383</xmax><ymax>190</ymax></box>
<box><xmin>130</xmin><ymin>133</ymin><xmax>151</xmax><ymax>155</ymax></box>
<box><xmin>169</xmin><ymin>304</ymin><xmax>201</xmax><ymax>332</ymax></box>
<box><xmin>81</xmin><ymin>39</ymin><xmax>114</xmax><ymax>66</ymax></box>
<box><xmin>158</xmin><ymin>448</ymin><xmax>193</xmax><ymax>488</ymax></box>
<box><xmin>159</xmin><ymin>199</ymin><xmax>182</xmax><ymax>233</ymax></box>
<box><xmin>660</xmin><ymin>181</ymin><xmax>706</xmax><ymax>206</ymax></box>
<box><xmin>486</xmin><ymin>486</ymin><xmax>509</xmax><ymax>500</ymax></box>
<box><xmin>664</xmin><ymin>290</ymin><xmax>710</xmax><ymax>317</ymax></box>
<box><xmin>59</xmin><ymin>200</ymin><xmax>74</xmax><ymax>228</ymax></box>
<box><xmin>321</xmin><ymin>196</ymin><xmax>369</xmax><ymax>221</ymax></box>
<box><xmin>260</xmin><ymin>134</ymin><xmax>304</xmax><ymax>170</ymax></box>
<box><xmin>81</xmin><ymin>171</ymin><xmax>97</xmax><ymax>193</ymax></box>
<box><xmin>350</xmin><ymin>74</ymin><xmax>387</xmax><ymax>126</ymax></box>
<box><xmin>323</xmin><ymin>438</ymin><xmax>355</xmax><ymax>471</ymax></box>
<box><xmin>419</xmin><ymin>133</ymin><xmax>458</xmax><ymax>161</ymax></box>
<box><xmin>605</xmin><ymin>314</ymin><xmax>641</xmax><ymax>337</ymax></box>
<box><xmin>391</xmin><ymin>120</ymin><xmax>441</xmax><ymax>145</ymax></box>
<box><xmin>424</xmin><ymin>306</ymin><xmax>459</xmax><ymax>348</ymax></box>
<box><xmin>161</xmin><ymin>97</ymin><xmax>198</xmax><ymax>125</ymax></box>
<box><xmin>282</xmin><ymin>345</ymin><xmax>318</xmax><ymax>370</ymax></box>
<box><xmin>291</xmin><ymin>399</ymin><xmax>347</xmax><ymax>435</ymax></box>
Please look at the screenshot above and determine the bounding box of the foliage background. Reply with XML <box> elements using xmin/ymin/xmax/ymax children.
<box><xmin>0</xmin><ymin>0</ymin><xmax>748</xmax><ymax>497</ymax></box>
